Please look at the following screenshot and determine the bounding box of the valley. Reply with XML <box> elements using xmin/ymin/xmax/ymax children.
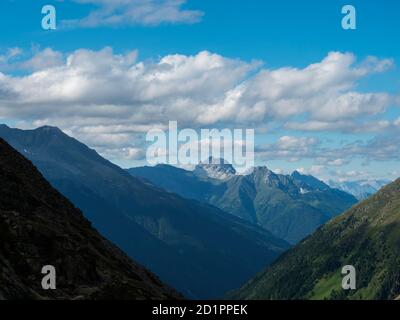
<box><xmin>0</xmin><ymin>124</ymin><xmax>395</xmax><ymax>301</ymax></box>
<box><xmin>0</xmin><ymin>124</ymin><xmax>288</xmax><ymax>299</ymax></box>
<box><xmin>129</xmin><ymin>159</ymin><xmax>358</xmax><ymax>244</ymax></box>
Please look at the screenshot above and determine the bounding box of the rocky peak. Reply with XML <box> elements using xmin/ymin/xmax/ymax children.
<box><xmin>194</xmin><ymin>157</ymin><xmax>236</xmax><ymax>180</ymax></box>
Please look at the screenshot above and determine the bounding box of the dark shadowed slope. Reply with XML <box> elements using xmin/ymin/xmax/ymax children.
<box><xmin>0</xmin><ymin>125</ymin><xmax>289</xmax><ymax>299</ymax></box>
<box><xmin>0</xmin><ymin>138</ymin><xmax>181</xmax><ymax>300</ymax></box>
<box><xmin>230</xmin><ymin>178</ymin><xmax>400</xmax><ymax>300</ymax></box>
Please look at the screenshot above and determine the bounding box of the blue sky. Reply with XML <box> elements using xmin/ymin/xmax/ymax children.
<box><xmin>0</xmin><ymin>0</ymin><xmax>399</xmax><ymax>181</ymax></box>
<box><xmin>2</xmin><ymin>1</ymin><xmax>400</xmax><ymax>66</ymax></box>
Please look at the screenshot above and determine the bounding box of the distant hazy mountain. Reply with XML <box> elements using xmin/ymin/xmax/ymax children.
<box><xmin>231</xmin><ymin>178</ymin><xmax>400</xmax><ymax>300</ymax></box>
<box><xmin>0</xmin><ymin>138</ymin><xmax>180</xmax><ymax>300</ymax></box>
<box><xmin>0</xmin><ymin>124</ymin><xmax>289</xmax><ymax>299</ymax></box>
<box><xmin>329</xmin><ymin>179</ymin><xmax>391</xmax><ymax>200</ymax></box>
<box><xmin>129</xmin><ymin>163</ymin><xmax>358</xmax><ymax>244</ymax></box>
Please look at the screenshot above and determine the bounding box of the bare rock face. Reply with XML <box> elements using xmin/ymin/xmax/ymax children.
<box><xmin>0</xmin><ymin>138</ymin><xmax>182</xmax><ymax>300</ymax></box>
<box><xmin>194</xmin><ymin>157</ymin><xmax>237</xmax><ymax>180</ymax></box>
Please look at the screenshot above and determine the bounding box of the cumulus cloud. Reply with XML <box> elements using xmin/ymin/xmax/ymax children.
<box><xmin>195</xmin><ymin>52</ymin><xmax>395</xmax><ymax>126</ymax></box>
<box><xmin>327</xmin><ymin>169</ymin><xmax>374</xmax><ymax>183</ymax></box>
<box><xmin>284</xmin><ymin>119</ymin><xmax>394</xmax><ymax>133</ymax></box>
<box><xmin>0</xmin><ymin>47</ymin><xmax>22</xmax><ymax>64</ymax></box>
<box><xmin>325</xmin><ymin>159</ymin><xmax>347</xmax><ymax>166</ymax></box>
<box><xmin>0</xmin><ymin>47</ymin><xmax>23</xmax><ymax>72</ymax></box>
<box><xmin>296</xmin><ymin>165</ymin><xmax>325</xmax><ymax>177</ymax></box>
<box><xmin>256</xmin><ymin>130</ymin><xmax>400</xmax><ymax>169</ymax></box>
<box><xmin>63</xmin><ymin>0</ymin><xmax>204</xmax><ymax>27</ymax></box>
<box><xmin>256</xmin><ymin>136</ymin><xmax>320</xmax><ymax>162</ymax></box>
<box><xmin>333</xmin><ymin>135</ymin><xmax>400</xmax><ymax>162</ymax></box>
<box><xmin>0</xmin><ymin>48</ymin><xmax>255</xmax><ymax>125</ymax></box>
<box><xmin>0</xmin><ymin>47</ymin><xmax>398</xmax><ymax>165</ymax></box>
<box><xmin>0</xmin><ymin>47</ymin><xmax>64</xmax><ymax>72</ymax></box>
<box><xmin>361</xmin><ymin>56</ymin><xmax>394</xmax><ymax>73</ymax></box>
<box><xmin>19</xmin><ymin>48</ymin><xmax>64</xmax><ymax>71</ymax></box>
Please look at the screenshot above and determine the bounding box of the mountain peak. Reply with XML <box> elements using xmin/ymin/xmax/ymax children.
<box><xmin>0</xmin><ymin>124</ymin><xmax>66</xmax><ymax>140</ymax></box>
<box><xmin>194</xmin><ymin>157</ymin><xmax>236</xmax><ymax>180</ymax></box>
<box><xmin>291</xmin><ymin>170</ymin><xmax>329</xmax><ymax>191</ymax></box>
<box><xmin>35</xmin><ymin>125</ymin><xmax>64</xmax><ymax>135</ymax></box>
<box><xmin>1</xmin><ymin>126</ymin><xmax>288</xmax><ymax>299</ymax></box>
<box><xmin>252</xmin><ymin>166</ymin><xmax>271</xmax><ymax>173</ymax></box>
<box><xmin>250</xmin><ymin>166</ymin><xmax>275</xmax><ymax>178</ymax></box>
<box><xmin>200</xmin><ymin>156</ymin><xmax>230</xmax><ymax>165</ymax></box>
<box><xmin>291</xmin><ymin>170</ymin><xmax>303</xmax><ymax>177</ymax></box>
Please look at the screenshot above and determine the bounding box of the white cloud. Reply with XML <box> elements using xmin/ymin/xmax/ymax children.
<box><xmin>20</xmin><ymin>48</ymin><xmax>64</xmax><ymax>71</ymax></box>
<box><xmin>277</xmin><ymin>136</ymin><xmax>318</xmax><ymax>149</ymax></box>
<box><xmin>285</xmin><ymin>119</ymin><xmax>393</xmax><ymax>133</ymax></box>
<box><xmin>325</xmin><ymin>159</ymin><xmax>347</xmax><ymax>166</ymax></box>
<box><xmin>195</xmin><ymin>52</ymin><xmax>395</xmax><ymax>125</ymax></box>
<box><xmin>0</xmin><ymin>48</ymin><xmax>255</xmax><ymax>126</ymax></box>
<box><xmin>0</xmin><ymin>47</ymin><xmax>23</xmax><ymax>71</ymax></box>
<box><xmin>329</xmin><ymin>169</ymin><xmax>372</xmax><ymax>182</ymax></box>
<box><xmin>272</xmin><ymin>168</ymin><xmax>285</xmax><ymax>174</ymax></box>
<box><xmin>101</xmin><ymin>146</ymin><xmax>146</xmax><ymax>161</ymax></box>
<box><xmin>0</xmin><ymin>47</ymin><xmax>22</xmax><ymax>63</ymax></box>
<box><xmin>361</xmin><ymin>56</ymin><xmax>394</xmax><ymax>73</ymax></box>
<box><xmin>0</xmin><ymin>49</ymin><xmax>392</xmax><ymax>126</ymax></box>
<box><xmin>257</xmin><ymin>136</ymin><xmax>319</xmax><ymax>162</ymax></box>
<box><xmin>297</xmin><ymin>165</ymin><xmax>325</xmax><ymax>176</ymax></box>
<box><xmin>63</xmin><ymin>0</ymin><xmax>204</xmax><ymax>27</ymax></box>
<box><xmin>0</xmin><ymin>48</ymin><xmax>398</xmax><ymax>167</ymax></box>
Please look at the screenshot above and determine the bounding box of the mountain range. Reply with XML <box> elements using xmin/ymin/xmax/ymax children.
<box><xmin>328</xmin><ymin>179</ymin><xmax>391</xmax><ymax>200</ymax></box>
<box><xmin>0</xmin><ymin>138</ymin><xmax>180</xmax><ymax>300</ymax></box>
<box><xmin>230</xmin><ymin>178</ymin><xmax>400</xmax><ymax>300</ymax></box>
<box><xmin>0</xmin><ymin>124</ymin><xmax>289</xmax><ymax>299</ymax></box>
<box><xmin>129</xmin><ymin>160</ymin><xmax>358</xmax><ymax>244</ymax></box>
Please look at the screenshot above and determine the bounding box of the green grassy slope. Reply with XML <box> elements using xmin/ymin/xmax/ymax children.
<box><xmin>231</xmin><ymin>178</ymin><xmax>400</xmax><ymax>300</ymax></box>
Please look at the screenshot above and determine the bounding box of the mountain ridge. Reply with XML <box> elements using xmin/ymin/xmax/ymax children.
<box><xmin>230</xmin><ymin>178</ymin><xmax>400</xmax><ymax>300</ymax></box>
<box><xmin>129</xmin><ymin>163</ymin><xmax>358</xmax><ymax>244</ymax></box>
<box><xmin>0</xmin><ymin>124</ymin><xmax>289</xmax><ymax>299</ymax></box>
<box><xmin>329</xmin><ymin>179</ymin><xmax>391</xmax><ymax>200</ymax></box>
<box><xmin>0</xmin><ymin>137</ymin><xmax>181</xmax><ymax>300</ymax></box>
